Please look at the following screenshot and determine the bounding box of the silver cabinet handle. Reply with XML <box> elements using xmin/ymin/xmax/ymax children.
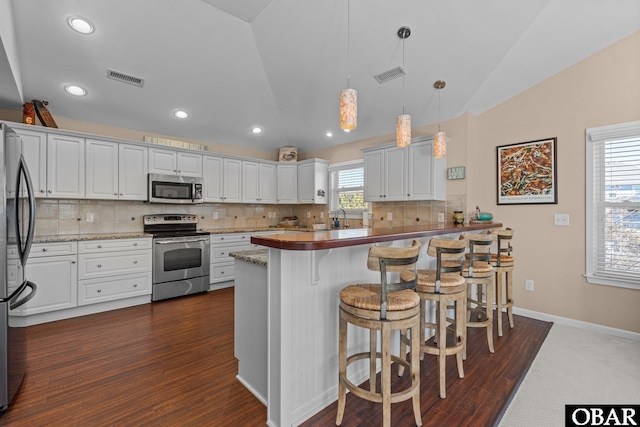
<box><xmin>133</xmin><ymin>284</ymin><xmax>137</xmax><ymax>288</ymax></box>
<box><xmin>97</xmin><ymin>264</ymin><xmax>102</xmax><ymax>268</ymax></box>
<box><xmin>48</xmin><ymin>190</ymin><xmax>52</xmax><ymax>193</ymax></box>
<box><xmin>40</xmin><ymin>189</ymin><xmax>45</xmax><ymax>193</ymax></box>
<box><xmin>97</xmin><ymin>245</ymin><xmax>102</xmax><ymax>248</ymax></box>
<box><xmin>42</xmin><ymin>248</ymin><xmax>47</xmax><ymax>251</ymax></box>
<box><xmin>133</xmin><ymin>260</ymin><xmax>138</xmax><ymax>264</ymax></box>
<box><xmin>71</xmin><ymin>260</ymin><xmax>76</xmax><ymax>264</ymax></box>
<box><xmin>119</xmin><ymin>193</ymin><xmax>123</xmax><ymax>196</ymax></box>
<box><xmin>114</xmin><ymin>192</ymin><xmax>117</xmax><ymax>196</ymax></box>
<box><xmin>221</xmin><ymin>252</ymin><xmax>225</xmax><ymax>255</ymax></box>
<box><xmin>97</xmin><ymin>289</ymin><xmax>102</xmax><ymax>293</ymax></box>
<box><xmin>133</xmin><ymin>243</ymin><xmax>138</xmax><ymax>246</ymax></box>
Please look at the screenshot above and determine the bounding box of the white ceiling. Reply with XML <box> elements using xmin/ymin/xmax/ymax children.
<box><xmin>1</xmin><ymin>0</ymin><xmax>639</xmax><ymax>154</ymax></box>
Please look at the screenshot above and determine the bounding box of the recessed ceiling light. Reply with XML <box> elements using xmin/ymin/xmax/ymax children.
<box><xmin>250</xmin><ymin>126</ymin><xmax>263</xmax><ymax>134</ymax></box>
<box><xmin>68</xmin><ymin>16</ymin><xmax>94</xmax><ymax>34</ymax></box>
<box><xmin>173</xmin><ymin>110</ymin><xmax>189</xmax><ymax>119</ymax></box>
<box><xmin>65</xmin><ymin>85</ymin><xmax>87</xmax><ymax>96</ymax></box>
<box><xmin>326</xmin><ymin>132</ymin><xmax>333</xmax><ymax>137</ymax></box>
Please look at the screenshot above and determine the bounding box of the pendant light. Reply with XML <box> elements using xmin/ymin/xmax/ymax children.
<box><xmin>433</xmin><ymin>80</ymin><xmax>446</xmax><ymax>158</ymax></box>
<box><xmin>339</xmin><ymin>0</ymin><xmax>357</xmax><ymax>132</ymax></box>
<box><xmin>396</xmin><ymin>26</ymin><xmax>411</xmax><ymax>147</ymax></box>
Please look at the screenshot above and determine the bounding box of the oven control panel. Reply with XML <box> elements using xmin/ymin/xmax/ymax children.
<box><xmin>143</xmin><ymin>214</ymin><xmax>198</xmax><ymax>225</ymax></box>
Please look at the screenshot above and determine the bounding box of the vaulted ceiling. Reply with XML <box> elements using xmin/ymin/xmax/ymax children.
<box><xmin>1</xmin><ymin>0</ymin><xmax>639</xmax><ymax>154</ymax></box>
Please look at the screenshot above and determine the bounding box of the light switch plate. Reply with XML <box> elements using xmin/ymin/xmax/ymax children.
<box><xmin>447</xmin><ymin>166</ymin><xmax>466</xmax><ymax>180</ymax></box>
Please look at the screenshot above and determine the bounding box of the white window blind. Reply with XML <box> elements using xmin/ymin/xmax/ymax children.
<box><xmin>586</xmin><ymin>120</ymin><xmax>640</xmax><ymax>289</ymax></box>
<box><xmin>329</xmin><ymin>161</ymin><xmax>368</xmax><ymax>215</ymax></box>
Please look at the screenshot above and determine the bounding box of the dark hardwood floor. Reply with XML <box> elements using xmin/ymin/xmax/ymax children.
<box><xmin>0</xmin><ymin>287</ymin><xmax>551</xmax><ymax>427</ymax></box>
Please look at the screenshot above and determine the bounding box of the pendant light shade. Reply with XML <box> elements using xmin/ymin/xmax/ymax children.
<box><xmin>396</xmin><ymin>26</ymin><xmax>411</xmax><ymax>147</ymax></box>
<box><xmin>340</xmin><ymin>88</ymin><xmax>357</xmax><ymax>131</ymax></box>
<box><xmin>339</xmin><ymin>0</ymin><xmax>357</xmax><ymax>132</ymax></box>
<box><xmin>434</xmin><ymin>131</ymin><xmax>446</xmax><ymax>158</ymax></box>
<box><xmin>397</xmin><ymin>115</ymin><xmax>411</xmax><ymax>147</ymax></box>
<box><xmin>433</xmin><ymin>80</ymin><xmax>446</xmax><ymax>158</ymax></box>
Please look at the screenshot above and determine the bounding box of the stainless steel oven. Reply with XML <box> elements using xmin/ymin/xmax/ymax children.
<box><xmin>144</xmin><ymin>215</ymin><xmax>210</xmax><ymax>301</ymax></box>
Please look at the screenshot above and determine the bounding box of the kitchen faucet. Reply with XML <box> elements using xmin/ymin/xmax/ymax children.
<box><xmin>337</xmin><ymin>208</ymin><xmax>349</xmax><ymax>229</ymax></box>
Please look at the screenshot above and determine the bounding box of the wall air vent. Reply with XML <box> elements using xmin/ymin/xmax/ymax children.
<box><xmin>373</xmin><ymin>66</ymin><xmax>406</xmax><ymax>84</ymax></box>
<box><xmin>106</xmin><ymin>69</ymin><xmax>145</xmax><ymax>88</ymax></box>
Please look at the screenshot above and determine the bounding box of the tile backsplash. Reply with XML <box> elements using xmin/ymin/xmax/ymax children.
<box><xmin>34</xmin><ymin>195</ymin><xmax>468</xmax><ymax>236</ymax></box>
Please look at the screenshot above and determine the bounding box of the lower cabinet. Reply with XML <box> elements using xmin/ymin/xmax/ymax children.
<box><xmin>77</xmin><ymin>238</ymin><xmax>152</xmax><ymax>305</ymax></box>
<box><xmin>210</xmin><ymin>233</ymin><xmax>252</xmax><ymax>284</ymax></box>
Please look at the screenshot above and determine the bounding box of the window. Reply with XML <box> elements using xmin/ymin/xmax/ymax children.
<box><xmin>329</xmin><ymin>160</ymin><xmax>368</xmax><ymax>217</ymax></box>
<box><xmin>586</xmin><ymin>120</ymin><xmax>640</xmax><ymax>289</ymax></box>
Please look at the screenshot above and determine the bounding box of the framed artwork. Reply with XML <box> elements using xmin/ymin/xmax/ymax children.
<box><xmin>497</xmin><ymin>137</ymin><xmax>557</xmax><ymax>205</ymax></box>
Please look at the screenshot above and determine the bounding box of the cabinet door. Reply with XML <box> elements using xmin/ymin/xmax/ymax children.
<box><xmin>21</xmin><ymin>255</ymin><xmax>78</xmax><ymax>315</ymax></box>
<box><xmin>119</xmin><ymin>144</ymin><xmax>148</xmax><ymax>200</ymax></box>
<box><xmin>364</xmin><ymin>149</ymin><xmax>384</xmax><ymax>202</ymax></box>
<box><xmin>148</xmin><ymin>148</ymin><xmax>177</xmax><ymax>175</ymax></box>
<box><xmin>408</xmin><ymin>141</ymin><xmax>434</xmax><ymax>200</ymax></box>
<box><xmin>177</xmin><ymin>152</ymin><xmax>202</xmax><ymax>177</ymax></box>
<box><xmin>277</xmin><ymin>164</ymin><xmax>297</xmax><ymax>204</ymax></box>
<box><xmin>223</xmin><ymin>158</ymin><xmax>242</xmax><ymax>203</ymax></box>
<box><xmin>203</xmin><ymin>155</ymin><xmax>225</xmax><ymax>202</ymax></box>
<box><xmin>86</xmin><ymin>139</ymin><xmax>119</xmax><ymax>199</ymax></box>
<box><xmin>384</xmin><ymin>146</ymin><xmax>408</xmax><ymax>201</ymax></box>
<box><xmin>297</xmin><ymin>163</ymin><xmax>314</xmax><ymax>203</ymax></box>
<box><xmin>258</xmin><ymin>163</ymin><xmax>276</xmax><ymax>204</ymax></box>
<box><xmin>16</xmin><ymin>128</ymin><xmax>47</xmax><ymax>197</ymax></box>
<box><xmin>47</xmin><ymin>134</ymin><xmax>85</xmax><ymax>198</ymax></box>
<box><xmin>242</xmin><ymin>161</ymin><xmax>259</xmax><ymax>203</ymax></box>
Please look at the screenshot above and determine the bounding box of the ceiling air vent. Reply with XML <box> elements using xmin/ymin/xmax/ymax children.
<box><xmin>106</xmin><ymin>69</ymin><xmax>145</xmax><ymax>88</ymax></box>
<box><xmin>373</xmin><ymin>66</ymin><xmax>406</xmax><ymax>84</ymax></box>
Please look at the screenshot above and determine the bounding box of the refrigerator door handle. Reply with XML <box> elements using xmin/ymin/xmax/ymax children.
<box><xmin>15</xmin><ymin>155</ymin><xmax>36</xmax><ymax>266</ymax></box>
<box><xmin>5</xmin><ymin>281</ymin><xmax>37</xmax><ymax>310</ymax></box>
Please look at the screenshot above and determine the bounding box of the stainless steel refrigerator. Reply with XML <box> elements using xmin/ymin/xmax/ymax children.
<box><xmin>0</xmin><ymin>123</ymin><xmax>37</xmax><ymax>413</ymax></box>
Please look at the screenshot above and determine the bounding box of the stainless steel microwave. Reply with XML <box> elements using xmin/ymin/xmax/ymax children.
<box><xmin>147</xmin><ymin>173</ymin><xmax>203</xmax><ymax>204</ymax></box>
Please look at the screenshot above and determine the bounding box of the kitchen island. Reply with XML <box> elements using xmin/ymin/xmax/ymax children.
<box><xmin>242</xmin><ymin>222</ymin><xmax>501</xmax><ymax>427</ymax></box>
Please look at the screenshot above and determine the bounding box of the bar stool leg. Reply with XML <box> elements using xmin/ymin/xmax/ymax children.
<box><xmin>506</xmin><ymin>269</ymin><xmax>514</xmax><ymax>329</ymax></box>
<box><xmin>381</xmin><ymin>322</ymin><xmax>391</xmax><ymax>427</ymax></box>
<box><xmin>419</xmin><ymin>300</ymin><xmax>426</xmax><ymax>361</ymax></box>
<box><xmin>495</xmin><ymin>270</ymin><xmax>504</xmax><ymax>337</ymax></box>
<box><xmin>336</xmin><ymin>310</ymin><xmax>347</xmax><ymax>425</ymax></box>
<box><xmin>438</xmin><ymin>297</ymin><xmax>447</xmax><ymax>399</ymax></box>
<box><xmin>485</xmin><ymin>278</ymin><xmax>495</xmax><ymax>353</ymax></box>
<box><xmin>370</xmin><ymin>329</ymin><xmax>377</xmax><ymax>391</ymax></box>
<box><xmin>410</xmin><ymin>320</ymin><xmax>422</xmax><ymax>426</ymax></box>
<box><xmin>455</xmin><ymin>295</ymin><xmax>465</xmax><ymax>380</ymax></box>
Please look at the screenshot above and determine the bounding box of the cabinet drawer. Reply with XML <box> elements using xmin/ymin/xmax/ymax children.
<box><xmin>7</xmin><ymin>246</ymin><xmax>19</xmax><ymax>259</ymax></box>
<box><xmin>78</xmin><ymin>273</ymin><xmax>151</xmax><ymax>305</ymax></box>
<box><xmin>78</xmin><ymin>250</ymin><xmax>151</xmax><ymax>280</ymax></box>
<box><xmin>211</xmin><ymin>243</ymin><xmax>251</xmax><ymax>263</ymax></box>
<box><xmin>211</xmin><ymin>263</ymin><xmax>235</xmax><ymax>282</ymax></box>
<box><xmin>30</xmin><ymin>241</ymin><xmax>78</xmax><ymax>257</ymax></box>
<box><xmin>78</xmin><ymin>238</ymin><xmax>151</xmax><ymax>254</ymax></box>
<box><xmin>210</xmin><ymin>233</ymin><xmax>251</xmax><ymax>243</ymax></box>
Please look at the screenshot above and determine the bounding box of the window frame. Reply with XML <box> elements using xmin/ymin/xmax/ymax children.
<box><xmin>585</xmin><ymin>120</ymin><xmax>640</xmax><ymax>290</ymax></box>
<box><xmin>328</xmin><ymin>160</ymin><xmax>369</xmax><ymax>219</ymax></box>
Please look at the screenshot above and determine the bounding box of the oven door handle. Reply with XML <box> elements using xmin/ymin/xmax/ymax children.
<box><xmin>155</xmin><ymin>238</ymin><xmax>209</xmax><ymax>244</ymax></box>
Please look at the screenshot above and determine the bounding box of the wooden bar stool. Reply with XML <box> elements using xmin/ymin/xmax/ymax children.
<box><xmin>460</xmin><ymin>233</ymin><xmax>495</xmax><ymax>357</ymax></box>
<box><xmin>490</xmin><ymin>228</ymin><xmax>515</xmax><ymax>336</ymax></box>
<box><xmin>402</xmin><ymin>238</ymin><xmax>466</xmax><ymax>399</ymax></box>
<box><xmin>336</xmin><ymin>240</ymin><xmax>422</xmax><ymax>427</ymax></box>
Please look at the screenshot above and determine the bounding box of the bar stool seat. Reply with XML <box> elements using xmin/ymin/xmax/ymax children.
<box><xmin>337</xmin><ymin>240</ymin><xmax>423</xmax><ymax>427</ymax></box>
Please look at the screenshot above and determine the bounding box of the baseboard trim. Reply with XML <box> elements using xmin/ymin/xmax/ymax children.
<box><xmin>513</xmin><ymin>307</ymin><xmax>640</xmax><ymax>342</ymax></box>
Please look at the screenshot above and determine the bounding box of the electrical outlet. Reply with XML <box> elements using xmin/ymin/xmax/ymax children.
<box><xmin>387</xmin><ymin>212</ymin><xmax>393</xmax><ymax>221</ymax></box>
<box><xmin>86</xmin><ymin>213</ymin><xmax>94</xmax><ymax>223</ymax></box>
<box><xmin>320</xmin><ymin>211</ymin><xmax>325</xmax><ymax>218</ymax></box>
<box><xmin>213</xmin><ymin>212</ymin><xmax>219</xmax><ymax>219</ymax></box>
<box><xmin>307</xmin><ymin>211</ymin><xmax>311</xmax><ymax>218</ymax></box>
<box><xmin>525</xmin><ymin>279</ymin><xmax>534</xmax><ymax>291</ymax></box>
<box><xmin>554</xmin><ymin>214</ymin><xmax>570</xmax><ymax>226</ymax></box>
<box><xmin>437</xmin><ymin>213</ymin><xmax>445</xmax><ymax>222</ymax></box>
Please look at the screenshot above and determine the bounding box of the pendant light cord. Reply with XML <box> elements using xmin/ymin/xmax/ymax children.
<box><xmin>438</xmin><ymin>88</ymin><xmax>441</xmax><ymax>132</ymax></box>
<box><xmin>346</xmin><ymin>0</ymin><xmax>350</xmax><ymax>89</ymax></box>
<box><xmin>402</xmin><ymin>32</ymin><xmax>405</xmax><ymax>115</ymax></box>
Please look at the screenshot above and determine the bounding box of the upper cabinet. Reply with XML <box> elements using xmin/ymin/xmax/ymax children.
<box><xmin>363</xmin><ymin>145</ymin><xmax>407</xmax><ymax>202</ymax></box>
<box><xmin>363</xmin><ymin>138</ymin><xmax>445</xmax><ymax>202</ymax></box>
<box><xmin>15</xmin><ymin>128</ymin><xmax>47</xmax><ymax>197</ymax></box>
<box><xmin>47</xmin><ymin>134</ymin><xmax>85</xmax><ymax>199</ymax></box>
<box><xmin>202</xmin><ymin>155</ymin><xmax>242</xmax><ymax>203</ymax></box>
<box><xmin>297</xmin><ymin>159</ymin><xmax>328</xmax><ymax>204</ymax></box>
<box><xmin>242</xmin><ymin>161</ymin><xmax>276</xmax><ymax>204</ymax></box>
<box><xmin>149</xmin><ymin>147</ymin><xmax>202</xmax><ymax>177</ymax></box>
<box><xmin>276</xmin><ymin>163</ymin><xmax>297</xmax><ymax>204</ymax></box>
<box><xmin>85</xmin><ymin>139</ymin><xmax>148</xmax><ymax>200</ymax></box>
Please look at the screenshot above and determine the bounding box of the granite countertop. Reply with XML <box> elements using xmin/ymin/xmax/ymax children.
<box><xmin>229</xmin><ymin>249</ymin><xmax>268</xmax><ymax>266</ymax></box>
<box><xmin>33</xmin><ymin>232</ymin><xmax>152</xmax><ymax>243</ymax></box>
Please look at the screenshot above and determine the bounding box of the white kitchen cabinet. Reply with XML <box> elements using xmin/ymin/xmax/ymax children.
<box><xmin>243</xmin><ymin>161</ymin><xmax>276</xmax><ymax>204</ymax></box>
<box><xmin>363</xmin><ymin>146</ymin><xmax>407</xmax><ymax>202</ymax></box>
<box><xmin>210</xmin><ymin>233</ymin><xmax>252</xmax><ymax>284</ymax></box>
<box><xmin>86</xmin><ymin>140</ymin><xmax>148</xmax><ymax>200</ymax></box>
<box><xmin>46</xmin><ymin>134</ymin><xmax>85</xmax><ymax>198</ymax></box>
<box><xmin>15</xmin><ymin>128</ymin><xmax>47</xmax><ymax>197</ymax></box>
<box><xmin>297</xmin><ymin>159</ymin><xmax>328</xmax><ymax>204</ymax></box>
<box><xmin>407</xmin><ymin>139</ymin><xmax>446</xmax><ymax>201</ymax></box>
<box><xmin>13</xmin><ymin>242</ymin><xmax>78</xmax><ymax>316</ymax></box>
<box><xmin>149</xmin><ymin>147</ymin><xmax>202</xmax><ymax>177</ymax></box>
<box><xmin>203</xmin><ymin>155</ymin><xmax>242</xmax><ymax>203</ymax></box>
<box><xmin>77</xmin><ymin>238</ymin><xmax>152</xmax><ymax>306</ymax></box>
<box><xmin>276</xmin><ymin>163</ymin><xmax>298</xmax><ymax>204</ymax></box>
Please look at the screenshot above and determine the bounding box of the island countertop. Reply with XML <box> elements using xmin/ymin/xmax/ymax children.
<box><xmin>251</xmin><ymin>221</ymin><xmax>501</xmax><ymax>250</ymax></box>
